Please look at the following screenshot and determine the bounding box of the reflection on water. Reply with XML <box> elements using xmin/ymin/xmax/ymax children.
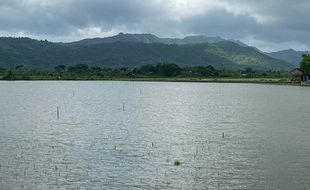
<box><xmin>0</xmin><ymin>81</ymin><xmax>310</xmax><ymax>189</ymax></box>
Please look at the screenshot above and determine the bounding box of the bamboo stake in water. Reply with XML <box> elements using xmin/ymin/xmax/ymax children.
<box><xmin>57</xmin><ymin>106</ymin><xmax>59</xmax><ymax>119</ymax></box>
<box><xmin>123</xmin><ymin>103</ymin><xmax>125</xmax><ymax>111</ymax></box>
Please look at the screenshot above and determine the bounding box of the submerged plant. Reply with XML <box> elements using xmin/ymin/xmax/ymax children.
<box><xmin>174</xmin><ymin>160</ymin><xmax>181</xmax><ymax>166</ymax></box>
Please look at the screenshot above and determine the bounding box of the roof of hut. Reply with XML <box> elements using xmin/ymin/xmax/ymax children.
<box><xmin>290</xmin><ymin>68</ymin><xmax>304</xmax><ymax>76</ymax></box>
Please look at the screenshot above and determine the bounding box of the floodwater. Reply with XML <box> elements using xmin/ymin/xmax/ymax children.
<box><xmin>0</xmin><ymin>81</ymin><xmax>310</xmax><ymax>190</ymax></box>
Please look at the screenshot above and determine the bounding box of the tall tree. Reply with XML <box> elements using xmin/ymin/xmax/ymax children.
<box><xmin>300</xmin><ymin>54</ymin><xmax>310</xmax><ymax>75</ymax></box>
<box><xmin>3</xmin><ymin>70</ymin><xmax>17</xmax><ymax>80</ymax></box>
<box><xmin>68</xmin><ymin>64</ymin><xmax>89</xmax><ymax>75</ymax></box>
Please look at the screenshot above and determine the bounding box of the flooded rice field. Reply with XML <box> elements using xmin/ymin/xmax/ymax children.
<box><xmin>0</xmin><ymin>81</ymin><xmax>310</xmax><ymax>189</ymax></box>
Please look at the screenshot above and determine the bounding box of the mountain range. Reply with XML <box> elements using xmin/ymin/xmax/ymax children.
<box><xmin>0</xmin><ymin>33</ymin><xmax>298</xmax><ymax>70</ymax></box>
<box><xmin>69</xmin><ymin>33</ymin><xmax>226</xmax><ymax>45</ymax></box>
<box><xmin>267</xmin><ymin>49</ymin><xmax>310</xmax><ymax>67</ymax></box>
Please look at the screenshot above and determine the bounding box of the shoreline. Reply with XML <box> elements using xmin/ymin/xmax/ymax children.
<box><xmin>0</xmin><ymin>77</ymin><xmax>309</xmax><ymax>86</ymax></box>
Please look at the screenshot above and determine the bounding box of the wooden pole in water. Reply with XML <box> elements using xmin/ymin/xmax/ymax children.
<box><xmin>222</xmin><ymin>132</ymin><xmax>225</xmax><ymax>138</ymax></box>
<box><xmin>123</xmin><ymin>103</ymin><xmax>125</xmax><ymax>111</ymax></box>
<box><xmin>57</xmin><ymin>106</ymin><xmax>59</xmax><ymax>119</ymax></box>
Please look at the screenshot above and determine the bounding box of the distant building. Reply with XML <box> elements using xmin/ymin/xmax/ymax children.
<box><xmin>290</xmin><ymin>68</ymin><xmax>309</xmax><ymax>82</ymax></box>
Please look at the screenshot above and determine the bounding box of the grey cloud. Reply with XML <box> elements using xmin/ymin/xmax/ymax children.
<box><xmin>218</xmin><ymin>0</ymin><xmax>310</xmax><ymax>48</ymax></box>
<box><xmin>0</xmin><ymin>0</ymin><xmax>309</xmax><ymax>51</ymax></box>
<box><xmin>0</xmin><ymin>0</ymin><xmax>159</xmax><ymax>35</ymax></box>
<box><xmin>181</xmin><ymin>9</ymin><xmax>259</xmax><ymax>39</ymax></box>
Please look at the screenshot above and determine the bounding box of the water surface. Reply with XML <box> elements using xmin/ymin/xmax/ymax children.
<box><xmin>0</xmin><ymin>81</ymin><xmax>310</xmax><ymax>189</ymax></box>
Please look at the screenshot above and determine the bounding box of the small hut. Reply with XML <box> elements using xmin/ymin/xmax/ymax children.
<box><xmin>290</xmin><ymin>68</ymin><xmax>305</xmax><ymax>82</ymax></box>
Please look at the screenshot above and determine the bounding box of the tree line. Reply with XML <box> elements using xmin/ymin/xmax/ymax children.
<box><xmin>0</xmin><ymin>63</ymin><xmax>289</xmax><ymax>80</ymax></box>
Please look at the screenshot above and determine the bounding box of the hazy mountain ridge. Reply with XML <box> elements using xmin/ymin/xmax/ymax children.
<box><xmin>267</xmin><ymin>49</ymin><xmax>310</xmax><ymax>67</ymax></box>
<box><xmin>69</xmin><ymin>33</ymin><xmax>228</xmax><ymax>46</ymax></box>
<box><xmin>0</xmin><ymin>34</ymin><xmax>294</xmax><ymax>70</ymax></box>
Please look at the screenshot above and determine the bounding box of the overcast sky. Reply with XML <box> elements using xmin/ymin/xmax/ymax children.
<box><xmin>0</xmin><ymin>0</ymin><xmax>309</xmax><ymax>52</ymax></box>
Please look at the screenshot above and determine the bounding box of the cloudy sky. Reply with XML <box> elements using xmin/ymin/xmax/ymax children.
<box><xmin>0</xmin><ymin>0</ymin><xmax>309</xmax><ymax>52</ymax></box>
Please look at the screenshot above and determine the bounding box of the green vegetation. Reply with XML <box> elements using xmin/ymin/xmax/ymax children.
<box><xmin>0</xmin><ymin>35</ymin><xmax>293</xmax><ymax>71</ymax></box>
<box><xmin>300</xmin><ymin>54</ymin><xmax>310</xmax><ymax>75</ymax></box>
<box><xmin>174</xmin><ymin>160</ymin><xmax>181</xmax><ymax>166</ymax></box>
<box><xmin>3</xmin><ymin>70</ymin><xmax>17</xmax><ymax>80</ymax></box>
<box><xmin>0</xmin><ymin>63</ymin><xmax>290</xmax><ymax>83</ymax></box>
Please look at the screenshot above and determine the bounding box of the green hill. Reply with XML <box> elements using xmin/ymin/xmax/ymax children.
<box><xmin>0</xmin><ymin>34</ymin><xmax>293</xmax><ymax>70</ymax></box>
<box><xmin>267</xmin><ymin>49</ymin><xmax>310</xmax><ymax>67</ymax></box>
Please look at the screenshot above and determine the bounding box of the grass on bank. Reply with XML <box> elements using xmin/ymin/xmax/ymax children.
<box><xmin>0</xmin><ymin>75</ymin><xmax>290</xmax><ymax>83</ymax></box>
